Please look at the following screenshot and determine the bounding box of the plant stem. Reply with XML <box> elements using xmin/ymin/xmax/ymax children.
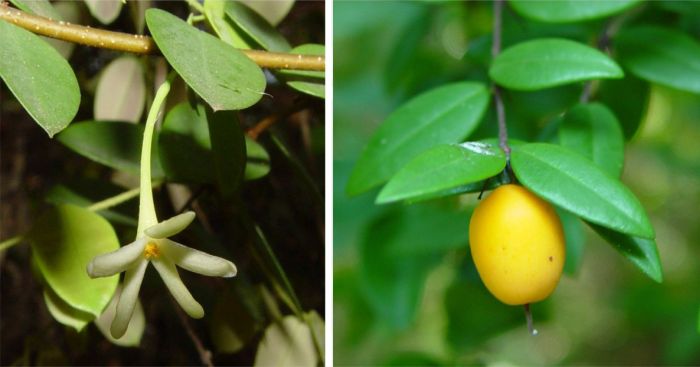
<box><xmin>184</xmin><ymin>0</ymin><xmax>205</xmax><ymax>14</ymax></box>
<box><xmin>491</xmin><ymin>0</ymin><xmax>510</xmax><ymax>159</ymax></box>
<box><xmin>0</xmin><ymin>236</ymin><xmax>23</xmax><ymax>251</ymax></box>
<box><xmin>137</xmin><ymin>72</ymin><xmax>175</xmax><ymax>235</ymax></box>
<box><xmin>0</xmin><ymin>4</ymin><xmax>325</xmax><ymax>71</ymax></box>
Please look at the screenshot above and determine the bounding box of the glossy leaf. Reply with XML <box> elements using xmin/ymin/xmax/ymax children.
<box><xmin>43</xmin><ymin>288</ymin><xmax>94</xmax><ymax>332</ymax></box>
<box><xmin>94</xmin><ymin>56</ymin><xmax>145</xmax><ymax>123</ymax></box>
<box><xmin>95</xmin><ymin>286</ymin><xmax>145</xmax><ymax>347</ymax></box>
<box><xmin>204</xmin><ymin>0</ymin><xmax>253</xmax><ymax>49</ymax></box>
<box><xmin>588</xmin><ymin>222</ymin><xmax>663</xmax><ymax>283</ymax></box>
<box><xmin>511</xmin><ymin>143</ymin><xmax>654</xmax><ymax>238</ymax></box>
<box><xmin>206</xmin><ymin>108</ymin><xmax>247</xmax><ymax>197</ymax></box>
<box><xmin>245</xmin><ymin>138</ymin><xmax>271</xmax><ymax>180</ymax></box>
<box><xmin>558</xmin><ymin>103</ymin><xmax>625</xmax><ymax>177</ymax></box>
<box><xmin>253</xmin><ymin>314</ymin><xmax>320</xmax><ymax>367</ymax></box>
<box><xmin>225</xmin><ymin>1</ymin><xmax>292</xmax><ymax>52</ymax></box>
<box><xmin>146</xmin><ymin>8</ymin><xmax>266</xmax><ymax>110</ymax></box>
<box><xmin>0</xmin><ymin>21</ymin><xmax>80</xmax><ymax>137</ymax></box>
<box><xmin>56</xmin><ymin>121</ymin><xmax>164</xmax><ymax>178</ymax></box>
<box><xmin>279</xmin><ymin>44</ymin><xmax>325</xmax><ymax>98</ymax></box>
<box><xmin>377</xmin><ymin>142</ymin><xmax>506</xmax><ymax>204</ymax></box>
<box><xmin>509</xmin><ymin>0</ymin><xmax>641</xmax><ymax>23</ymax></box>
<box><xmin>347</xmin><ymin>82</ymin><xmax>489</xmax><ymax>196</ymax></box>
<box><xmin>28</xmin><ymin>204</ymin><xmax>120</xmax><ymax>317</ymax></box>
<box><xmin>240</xmin><ymin>0</ymin><xmax>294</xmax><ymax>26</ymax></box>
<box><xmin>615</xmin><ymin>26</ymin><xmax>700</xmax><ymax>94</ymax></box>
<box><xmin>489</xmin><ymin>38</ymin><xmax>623</xmax><ymax>91</ymax></box>
<box><xmin>559</xmin><ymin>208</ymin><xmax>585</xmax><ymax>275</ymax></box>
<box><xmin>85</xmin><ymin>0</ymin><xmax>123</xmax><ymax>25</ymax></box>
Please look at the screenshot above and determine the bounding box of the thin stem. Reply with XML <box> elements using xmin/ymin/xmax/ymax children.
<box><xmin>0</xmin><ymin>236</ymin><xmax>23</xmax><ymax>251</ymax></box>
<box><xmin>184</xmin><ymin>0</ymin><xmax>205</xmax><ymax>14</ymax></box>
<box><xmin>0</xmin><ymin>4</ymin><xmax>325</xmax><ymax>71</ymax></box>
<box><xmin>88</xmin><ymin>186</ymin><xmax>140</xmax><ymax>212</ymax></box>
<box><xmin>171</xmin><ymin>298</ymin><xmax>214</xmax><ymax>367</ymax></box>
<box><xmin>524</xmin><ymin>303</ymin><xmax>539</xmax><ymax>336</ymax></box>
<box><xmin>137</xmin><ymin>72</ymin><xmax>176</xmax><ymax>235</ymax></box>
<box><xmin>492</xmin><ymin>0</ymin><xmax>510</xmax><ymax>159</ymax></box>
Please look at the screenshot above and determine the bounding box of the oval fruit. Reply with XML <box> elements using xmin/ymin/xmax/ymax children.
<box><xmin>469</xmin><ymin>184</ymin><xmax>565</xmax><ymax>305</ymax></box>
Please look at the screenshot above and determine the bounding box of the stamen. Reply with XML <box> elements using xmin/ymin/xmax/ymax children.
<box><xmin>143</xmin><ymin>241</ymin><xmax>160</xmax><ymax>259</ymax></box>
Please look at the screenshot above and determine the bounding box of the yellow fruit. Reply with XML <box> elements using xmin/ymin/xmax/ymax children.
<box><xmin>469</xmin><ymin>184</ymin><xmax>565</xmax><ymax>305</ymax></box>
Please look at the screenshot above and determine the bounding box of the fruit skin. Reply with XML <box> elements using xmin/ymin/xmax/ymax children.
<box><xmin>469</xmin><ymin>184</ymin><xmax>565</xmax><ymax>305</ymax></box>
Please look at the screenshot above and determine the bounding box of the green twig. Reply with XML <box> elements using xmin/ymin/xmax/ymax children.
<box><xmin>0</xmin><ymin>236</ymin><xmax>23</xmax><ymax>251</ymax></box>
<box><xmin>184</xmin><ymin>0</ymin><xmax>205</xmax><ymax>14</ymax></box>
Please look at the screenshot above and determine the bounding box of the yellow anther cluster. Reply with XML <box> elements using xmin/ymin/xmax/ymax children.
<box><xmin>143</xmin><ymin>241</ymin><xmax>160</xmax><ymax>259</ymax></box>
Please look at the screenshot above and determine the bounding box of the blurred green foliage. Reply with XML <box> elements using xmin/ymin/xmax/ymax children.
<box><xmin>334</xmin><ymin>1</ymin><xmax>700</xmax><ymax>365</ymax></box>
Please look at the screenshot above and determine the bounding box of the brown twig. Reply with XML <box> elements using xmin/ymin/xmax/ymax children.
<box><xmin>0</xmin><ymin>4</ymin><xmax>325</xmax><ymax>71</ymax></box>
<box><xmin>491</xmin><ymin>0</ymin><xmax>510</xmax><ymax>159</ymax></box>
<box><xmin>171</xmin><ymin>298</ymin><xmax>214</xmax><ymax>367</ymax></box>
<box><xmin>247</xmin><ymin>114</ymin><xmax>280</xmax><ymax>140</ymax></box>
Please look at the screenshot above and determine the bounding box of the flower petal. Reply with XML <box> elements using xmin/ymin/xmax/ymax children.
<box><xmin>144</xmin><ymin>211</ymin><xmax>196</xmax><ymax>239</ymax></box>
<box><xmin>152</xmin><ymin>257</ymin><xmax>204</xmax><ymax>319</ymax></box>
<box><xmin>162</xmin><ymin>239</ymin><xmax>237</xmax><ymax>278</ymax></box>
<box><xmin>111</xmin><ymin>259</ymin><xmax>148</xmax><ymax>338</ymax></box>
<box><xmin>87</xmin><ymin>238</ymin><xmax>148</xmax><ymax>278</ymax></box>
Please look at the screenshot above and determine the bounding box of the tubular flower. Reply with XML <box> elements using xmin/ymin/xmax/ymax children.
<box><xmin>86</xmin><ymin>73</ymin><xmax>236</xmax><ymax>338</ymax></box>
<box><xmin>87</xmin><ymin>211</ymin><xmax>237</xmax><ymax>338</ymax></box>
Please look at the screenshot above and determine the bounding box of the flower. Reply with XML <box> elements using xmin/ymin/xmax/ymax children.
<box><xmin>87</xmin><ymin>211</ymin><xmax>237</xmax><ymax>338</ymax></box>
<box><xmin>86</xmin><ymin>74</ymin><xmax>236</xmax><ymax>339</ymax></box>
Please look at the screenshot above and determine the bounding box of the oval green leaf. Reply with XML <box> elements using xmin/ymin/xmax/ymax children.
<box><xmin>204</xmin><ymin>0</ymin><xmax>254</xmax><ymax>49</ymax></box>
<box><xmin>489</xmin><ymin>38</ymin><xmax>623</xmax><ymax>91</ymax></box>
<box><xmin>9</xmin><ymin>0</ymin><xmax>62</xmax><ymax>19</ymax></box>
<box><xmin>587</xmin><ymin>222</ymin><xmax>663</xmax><ymax>283</ymax></box>
<box><xmin>57</xmin><ymin>121</ymin><xmax>164</xmax><ymax>178</ymax></box>
<box><xmin>511</xmin><ymin>142</ymin><xmax>654</xmax><ymax>238</ymax></box>
<box><xmin>240</xmin><ymin>0</ymin><xmax>294</xmax><ymax>26</ymax></box>
<box><xmin>85</xmin><ymin>0</ymin><xmax>123</xmax><ymax>25</ymax></box>
<box><xmin>279</xmin><ymin>44</ymin><xmax>325</xmax><ymax>98</ymax></box>
<box><xmin>206</xmin><ymin>108</ymin><xmax>247</xmax><ymax>197</ymax></box>
<box><xmin>377</xmin><ymin>142</ymin><xmax>506</xmax><ymax>204</ymax></box>
<box><xmin>44</xmin><ymin>287</ymin><xmax>94</xmax><ymax>332</ymax></box>
<box><xmin>615</xmin><ymin>26</ymin><xmax>700</xmax><ymax>94</ymax></box>
<box><xmin>509</xmin><ymin>0</ymin><xmax>641</xmax><ymax>23</ymax></box>
<box><xmin>558</xmin><ymin>208</ymin><xmax>585</xmax><ymax>275</ymax></box>
<box><xmin>598</xmin><ymin>75</ymin><xmax>650</xmax><ymax>140</ymax></box>
<box><xmin>0</xmin><ymin>20</ymin><xmax>80</xmax><ymax>137</ymax></box>
<box><xmin>225</xmin><ymin>1</ymin><xmax>292</xmax><ymax>52</ymax></box>
<box><xmin>346</xmin><ymin>82</ymin><xmax>489</xmax><ymax>196</ymax></box>
<box><xmin>94</xmin><ymin>56</ymin><xmax>145</xmax><ymax>123</ymax></box>
<box><xmin>146</xmin><ymin>8</ymin><xmax>266</xmax><ymax>110</ymax></box>
<box><xmin>558</xmin><ymin>102</ymin><xmax>625</xmax><ymax>177</ymax></box>
<box><xmin>29</xmin><ymin>204</ymin><xmax>120</xmax><ymax>317</ymax></box>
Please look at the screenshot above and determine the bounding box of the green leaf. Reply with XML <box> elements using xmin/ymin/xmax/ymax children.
<box><xmin>225</xmin><ymin>1</ymin><xmax>292</xmax><ymax>52</ymax></box>
<box><xmin>94</xmin><ymin>56</ymin><xmax>146</xmax><ymax>123</ymax></box>
<box><xmin>209</xmin><ymin>291</ymin><xmax>261</xmax><ymax>354</ymax></box>
<box><xmin>9</xmin><ymin>0</ymin><xmax>62</xmax><ymax>19</ymax></box>
<box><xmin>615</xmin><ymin>26</ymin><xmax>700</xmax><ymax>94</ymax></box>
<box><xmin>205</xmin><ymin>108</ymin><xmax>247</xmax><ymax>197</ymax></box>
<box><xmin>588</xmin><ymin>222</ymin><xmax>663</xmax><ymax>283</ymax></box>
<box><xmin>511</xmin><ymin>143</ymin><xmax>654</xmax><ymax>238</ymax></box>
<box><xmin>558</xmin><ymin>208</ymin><xmax>585</xmax><ymax>275</ymax></box>
<box><xmin>239</xmin><ymin>0</ymin><xmax>294</xmax><ymax>26</ymax></box>
<box><xmin>204</xmin><ymin>0</ymin><xmax>254</xmax><ymax>48</ymax></box>
<box><xmin>558</xmin><ymin>103</ymin><xmax>625</xmax><ymax>177</ymax></box>
<box><xmin>489</xmin><ymin>38</ymin><xmax>623</xmax><ymax>91</ymax></box>
<box><xmin>146</xmin><ymin>8</ymin><xmax>266</xmax><ymax>110</ymax></box>
<box><xmin>598</xmin><ymin>75</ymin><xmax>650</xmax><ymax>140</ymax></box>
<box><xmin>0</xmin><ymin>20</ymin><xmax>80</xmax><ymax>137</ymax></box>
<box><xmin>43</xmin><ymin>287</ymin><xmax>94</xmax><ymax>332</ymax></box>
<box><xmin>158</xmin><ymin>102</ymin><xmax>269</xmax><ymax>183</ymax></box>
<box><xmin>56</xmin><ymin>121</ymin><xmax>164</xmax><ymax>178</ymax></box>
<box><xmin>279</xmin><ymin>44</ymin><xmax>325</xmax><ymax>98</ymax></box>
<box><xmin>508</xmin><ymin>0</ymin><xmax>641</xmax><ymax>23</ymax></box>
<box><xmin>95</xmin><ymin>286</ymin><xmax>145</xmax><ymax>347</ymax></box>
<box><xmin>347</xmin><ymin>82</ymin><xmax>489</xmax><ymax>196</ymax></box>
<box><xmin>28</xmin><ymin>204</ymin><xmax>120</xmax><ymax>317</ymax></box>
<box><xmin>697</xmin><ymin>307</ymin><xmax>700</xmax><ymax>333</ymax></box>
<box><xmin>85</xmin><ymin>0</ymin><xmax>123</xmax><ymax>25</ymax></box>
<box><xmin>377</xmin><ymin>142</ymin><xmax>506</xmax><ymax>204</ymax></box>
<box><xmin>253</xmin><ymin>314</ymin><xmax>320</xmax><ymax>367</ymax></box>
